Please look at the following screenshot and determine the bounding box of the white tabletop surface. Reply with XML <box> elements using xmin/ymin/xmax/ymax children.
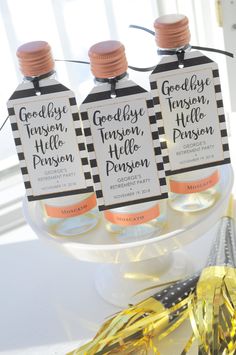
<box><xmin>0</xmin><ymin>218</ymin><xmax>220</xmax><ymax>355</ymax></box>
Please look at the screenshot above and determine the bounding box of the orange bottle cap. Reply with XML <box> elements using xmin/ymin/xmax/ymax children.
<box><xmin>17</xmin><ymin>41</ymin><xmax>54</xmax><ymax>77</ymax></box>
<box><xmin>154</xmin><ymin>14</ymin><xmax>191</xmax><ymax>49</ymax></box>
<box><xmin>88</xmin><ymin>40</ymin><xmax>128</xmax><ymax>78</ymax></box>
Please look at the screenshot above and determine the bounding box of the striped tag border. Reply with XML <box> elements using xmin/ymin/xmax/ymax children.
<box><xmin>80</xmin><ymin>80</ymin><xmax>168</xmax><ymax>211</ymax></box>
<box><xmin>7</xmin><ymin>81</ymin><xmax>93</xmax><ymax>201</ymax></box>
<box><xmin>150</xmin><ymin>51</ymin><xmax>230</xmax><ymax>176</ymax></box>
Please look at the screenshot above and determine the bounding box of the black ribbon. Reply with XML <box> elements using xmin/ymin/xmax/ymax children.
<box><xmin>129</xmin><ymin>24</ymin><xmax>155</xmax><ymax>36</ymax></box>
<box><xmin>56</xmin><ymin>27</ymin><xmax>234</xmax><ymax>73</ymax></box>
<box><xmin>157</xmin><ymin>46</ymin><xmax>189</xmax><ymax>68</ymax></box>
<box><xmin>95</xmin><ymin>72</ymin><xmax>127</xmax><ymax>98</ymax></box>
<box><xmin>156</xmin><ymin>45</ymin><xmax>190</xmax><ymax>56</ymax></box>
<box><xmin>176</xmin><ymin>50</ymin><xmax>186</xmax><ymax>68</ymax></box>
<box><xmin>0</xmin><ymin>115</ymin><xmax>9</xmax><ymax>131</ymax></box>
<box><xmin>55</xmin><ymin>58</ymin><xmax>155</xmax><ymax>73</ymax></box>
<box><xmin>128</xmin><ymin>64</ymin><xmax>156</xmax><ymax>72</ymax></box>
<box><xmin>1</xmin><ymin>31</ymin><xmax>234</xmax><ymax>132</ymax></box>
<box><xmin>191</xmin><ymin>45</ymin><xmax>234</xmax><ymax>58</ymax></box>
<box><xmin>25</xmin><ymin>70</ymin><xmax>55</xmax><ymax>95</ymax></box>
<box><xmin>55</xmin><ymin>59</ymin><xmax>90</xmax><ymax>65</ymax></box>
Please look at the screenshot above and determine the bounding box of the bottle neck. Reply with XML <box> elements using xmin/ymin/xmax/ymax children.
<box><xmin>157</xmin><ymin>44</ymin><xmax>191</xmax><ymax>57</ymax></box>
<box><xmin>23</xmin><ymin>69</ymin><xmax>56</xmax><ymax>82</ymax></box>
<box><xmin>157</xmin><ymin>44</ymin><xmax>191</xmax><ymax>68</ymax></box>
<box><xmin>94</xmin><ymin>72</ymin><xmax>128</xmax><ymax>98</ymax></box>
<box><xmin>94</xmin><ymin>71</ymin><xmax>128</xmax><ymax>86</ymax></box>
<box><xmin>23</xmin><ymin>70</ymin><xmax>56</xmax><ymax>95</ymax></box>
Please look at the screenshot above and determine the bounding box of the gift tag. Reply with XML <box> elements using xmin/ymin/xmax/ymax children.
<box><xmin>80</xmin><ymin>79</ymin><xmax>168</xmax><ymax>211</ymax></box>
<box><xmin>150</xmin><ymin>50</ymin><xmax>230</xmax><ymax>175</ymax></box>
<box><xmin>7</xmin><ymin>78</ymin><xmax>93</xmax><ymax>201</ymax></box>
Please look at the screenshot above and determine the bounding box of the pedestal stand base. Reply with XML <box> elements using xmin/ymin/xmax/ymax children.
<box><xmin>95</xmin><ymin>250</ymin><xmax>193</xmax><ymax>308</ymax></box>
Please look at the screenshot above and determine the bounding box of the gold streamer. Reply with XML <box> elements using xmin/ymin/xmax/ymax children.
<box><xmin>67</xmin><ymin>197</ymin><xmax>236</xmax><ymax>355</ymax></box>
<box><xmin>67</xmin><ymin>294</ymin><xmax>193</xmax><ymax>354</ymax></box>
<box><xmin>190</xmin><ymin>266</ymin><xmax>236</xmax><ymax>354</ymax></box>
<box><xmin>180</xmin><ymin>332</ymin><xmax>195</xmax><ymax>355</ymax></box>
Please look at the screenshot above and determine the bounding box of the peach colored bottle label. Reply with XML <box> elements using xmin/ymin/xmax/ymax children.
<box><xmin>45</xmin><ymin>193</ymin><xmax>96</xmax><ymax>218</ymax></box>
<box><xmin>170</xmin><ymin>170</ymin><xmax>219</xmax><ymax>194</ymax></box>
<box><xmin>104</xmin><ymin>204</ymin><xmax>160</xmax><ymax>226</ymax></box>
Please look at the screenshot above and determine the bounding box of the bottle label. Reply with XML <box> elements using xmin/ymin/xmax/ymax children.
<box><xmin>44</xmin><ymin>193</ymin><xmax>96</xmax><ymax>218</ymax></box>
<box><xmin>149</xmin><ymin>50</ymin><xmax>230</xmax><ymax>177</ymax></box>
<box><xmin>104</xmin><ymin>204</ymin><xmax>160</xmax><ymax>226</ymax></box>
<box><xmin>170</xmin><ymin>170</ymin><xmax>220</xmax><ymax>194</ymax></box>
<box><xmin>7</xmin><ymin>79</ymin><xmax>93</xmax><ymax>202</ymax></box>
<box><xmin>80</xmin><ymin>79</ymin><xmax>168</xmax><ymax>211</ymax></box>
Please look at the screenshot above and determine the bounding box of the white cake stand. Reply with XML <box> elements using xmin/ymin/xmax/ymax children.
<box><xmin>23</xmin><ymin>165</ymin><xmax>234</xmax><ymax>307</ymax></box>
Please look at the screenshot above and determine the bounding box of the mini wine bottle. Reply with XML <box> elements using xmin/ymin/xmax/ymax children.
<box><xmin>86</xmin><ymin>40</ymin><xmax>167</xmax><ymax>240</ymax></box>
<box><xmin>151</xmin><ymin>15</ymin><xmax>221</xmax><ymax>212</ymax></box>
<box><xmin>13</xmin><ymin>41</ymin><xmax>100</xmax><ymax>236</ymax></box>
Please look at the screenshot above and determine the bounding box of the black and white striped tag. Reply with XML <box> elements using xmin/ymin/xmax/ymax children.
<box><xmin>7</xmin><ymin>78</ymin><xmax>93</xmax><ymax>201</ymax></box>
<box><xmin>80</xmin><ymin>79</ymin><xmax>168</xmax><ymax>211</ymax></box>
<box><xmin>150</xmin><ymin>50</ymin><xmax>230</xmax><ymax>176</ymax></box>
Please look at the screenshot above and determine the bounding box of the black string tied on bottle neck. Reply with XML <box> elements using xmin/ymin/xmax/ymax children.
<box><xmin>156</xmin><ymin>44</ymin><xmax>234</xmax><ymax>60</ymax></box>
<box><xmin>24</xmin><ymin>70</ymin><xmax>55</xmax><ymax>95</ymax></box>
<box><xmin>176</xmin><ymin>50</ymin><xmax>185</xmax><ymax>68</ymax></box>
<box><xmin>157</xmin><ymin>45</ymin><xmax>190</xmax><ymax>68</ymax></box>
<box><xmin>56</xmin><ymin>59</ymin><xmax>128</xmax><ymax>97</ymax></box>
<box><xmin>95</xmin><ymin>72</ymin><xmax>127</xmax><ymax>98</ymax></box>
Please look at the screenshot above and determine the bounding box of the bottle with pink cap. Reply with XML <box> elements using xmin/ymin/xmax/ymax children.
<box><xmin>150</xmin><ymin>14</ymin><xmax>221</xmax><ymax>213</ymax></box>
<box><xmin>12</xmin><ymin>41</ymin><xmax>100</xmax><ymax>237</ymax></box>
<box><xmin>80</xmin><ymin>40</ymin><xmax>167</xmax><ymax>242</ymax></box>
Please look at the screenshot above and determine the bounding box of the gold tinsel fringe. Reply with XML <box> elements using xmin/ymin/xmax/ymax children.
<box><xmin>68</xmin><ymin>295</ymin><xmax>193</xmax><ymax>354</ymax></box>
<box><xmin>190</xmin><ymin>266</ymin><xmax>236</xmax><ymax>354</ymax></box>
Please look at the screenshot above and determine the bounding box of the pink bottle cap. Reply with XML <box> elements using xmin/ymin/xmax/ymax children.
<box><xmin>154</xmin><ymin>14</ymin><xmax>191</xmax><ymax>49</ymax></box>
<box><xmin>88</xmin><ymin>40</ymin><xmax>128</xmax><ymax>78</ymax></box>
<box><xmin>17</xmin><ymin>41</ymin><xmax>54</xmax><ymax>77</ymax></box>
